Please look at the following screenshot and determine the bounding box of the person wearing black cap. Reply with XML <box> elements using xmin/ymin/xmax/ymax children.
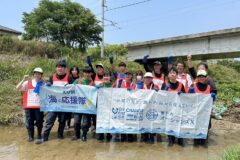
<box><xmin>72</xmin><ymin>66</ymin><xmax>94</xmax><ymax>141</ymax></box>
<box><xmin>42</xmin><ymin>59</ymin><xmax>74</xmax><ymax>142</ymax></box>
<box><xmin>109</xmin><ymin>55</ymin><xmax>126</xmax><ymax>88</ymax></box>
<box><xmin>142</xmin><ymin>55</ymin><xmax>165</xmax><ymax>89</ymax></box>
<box><xmin>86</xmin><ymin>56</ymin><xmax>105</xmax><ymax>135</ymax></box>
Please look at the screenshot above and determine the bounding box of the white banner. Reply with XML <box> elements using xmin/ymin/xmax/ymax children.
<box><xmin>96</xmin><ymin>88</ymin><xmax>213</xmax><ymax>139</ymax></box>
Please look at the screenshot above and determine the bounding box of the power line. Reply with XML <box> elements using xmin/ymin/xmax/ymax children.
<box><xmin>105</xmin><ymin>0</ymin><xmax>239</xmax><ymax>32</ymax></box>
<box><xmin>105</xmin><ymin>0</ymin><xmax>152</xmax><ymax>12</ymax></box>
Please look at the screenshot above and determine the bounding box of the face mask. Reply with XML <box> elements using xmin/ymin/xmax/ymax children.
<box><xmin>137</xmin><ymin>75</ymin><xmax>142</xmax><ymax>81</ymax></box>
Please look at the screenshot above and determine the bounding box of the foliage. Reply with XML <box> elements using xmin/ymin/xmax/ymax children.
<box><xmin>22</xmin><ymin>0</ymin><xmax>103</xmax><ymax>51</ymax></box>
<box><xmin>220</xmin><ymin>145</ymin><xmax>240</xmax><ymax>160</ymax></box>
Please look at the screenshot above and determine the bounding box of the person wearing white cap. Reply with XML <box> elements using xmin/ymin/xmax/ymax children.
<box><xmin>187</xmin><ymin>55</ymin><xmax>217</xmax><ymax>94</ymax></box>
<box><xmin>141</xmin><ymin>72</ymin><xmax>159</xmax><ymax>144</ymax></box>
<box><xmin>16</xmin><ymin>67</ymin><xmax>44</xmax><ymax>144</ymax></box>
<box><xmin>189</xmin><ymin>69</ymin><xmax>216</xmax><ymax>146</ymax></box>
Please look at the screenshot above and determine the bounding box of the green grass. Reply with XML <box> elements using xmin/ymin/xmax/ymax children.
<box><xmin>220</xmin><ymin>145</ymin><xmax>240</xmax><ymax>160</ymax></box>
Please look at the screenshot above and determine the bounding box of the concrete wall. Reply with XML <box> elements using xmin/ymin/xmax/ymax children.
<box><xmin>126</xmin><ymin>28</ymin><xmax>240</xmax><ymax>61</ymax></box>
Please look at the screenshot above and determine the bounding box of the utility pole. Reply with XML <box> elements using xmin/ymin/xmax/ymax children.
<box><xmin>101</xmin><ymin>0</ymin><xmax>105</xmax><ymax>58</ymax></box>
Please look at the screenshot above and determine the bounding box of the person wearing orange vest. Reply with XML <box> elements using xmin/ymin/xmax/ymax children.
<box><xmin>188</xmin><ymin>70</ymin><xmax>216</xmax><ymax>146</ymax></box>
<box><xmin>97</xmin><ymin>70</ymin><xmax>114</xmax><ymax>142</ymax></box>
<box><xmin>16</xmin><ymin>67</ymin><xmax>44</xmax><ymax>144</ymax></box>
<box><xmin>161</xmin><ymin>67</ymin><xmax>185</xmax><ymax>147</ymax></box>
<box><xmin>42</xmin><ymin>60</ymin><xmax>74</xmax><ymax>142</ymax></box>
<box><xmin>72</xmin><ymin>66</ymin><xmax>94</xmax><ymax>141</ymax></box>
<box><xmin>168</xmin><ymin>59</ymin><xmax>193</xmax><ymax>92</ymax></box>
<box><xmin>86</xmin><ymin>56</ymin><xmax>105</xmax><ymax>133</ymax></box>
<box><xmin>142</xmin><ymin>55</ymin><xmax>165</xmax><ymax>89</ymax></box>
<box><xmin>187</xmin><ymin>55</ymin><xmax>217</xmax><ymax>94</ymax></box>
<box><xmin>142</xmin><ymin>72</ymin><xmax>159</xmax><ymax>144</ymax></box>
<box><xmin>117</xmin><ymin>70</ymin><xmax>136</xmax><ymax>142</ymax></box>
<box><xmin>109</xmin><ymin>55</ymin><xmax>126</xmax><ymax>88</ymax></box>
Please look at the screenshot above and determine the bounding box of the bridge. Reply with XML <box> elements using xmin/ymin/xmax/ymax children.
<box><xmin>125</xmin><ymin>27</ymin><xmax>240</xmax><ymax>62</ymax></box>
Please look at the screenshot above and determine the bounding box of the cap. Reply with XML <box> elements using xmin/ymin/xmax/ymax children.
<box><xmin>96</xmin><ymin>63</ymin><xmax>104</xmax><ymax>69</ymax></box>
<box><xmin>83</xmin><ymin>66</ymin><xmax>92</xmax><ymax>73</ymax></box>
<box><xmin>144</xmin><ymin>72</ymin><xmax>153</xmax><ymax>78</ymax></box>
<box><xmin>153</xmin><ymin>61</ymin><xmax>161</xmax><ymax>65</ymax></box>
<box><xmin>33</xmin><ymin>67</ymin><xmax>43</xmax><ymax>73</ymax></box>
<box><xmin>56</xmin><ymin>59</ymin><xmax>67</xmax><ymax>67</ymax></box>
<box><xmin>197</xmin><ymin>70</ymin><xmax>207</xmax><ymax>77</ymax></box>
<box><xmin>125</xmin><ymin>70</ymin><xmax>133</xmax><ymax>75</ymax></box>
<box><xmin>118</xmin><ymin>62</ymin><xmax>126</xmax><ymax>67</ymax></box>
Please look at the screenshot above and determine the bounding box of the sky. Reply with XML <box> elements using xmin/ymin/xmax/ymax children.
<box><xmin>1</xmin><ymin>0</ymin><xmax>240</xmax><ymax>44</ymax></box>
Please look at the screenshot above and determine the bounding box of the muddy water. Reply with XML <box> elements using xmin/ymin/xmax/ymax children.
<box><xmin>0</xmin><ymin>126</ymin><xmax>239</xmax><ymax>160</ymax></box>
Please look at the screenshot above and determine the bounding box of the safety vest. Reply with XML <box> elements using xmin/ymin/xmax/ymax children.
<box><xmin>52</xmin><ymin>73</ymin><xmax>69</xmax><ymax>86</ymax></box>
<box><xmin>143</xmin><ymin>83</ymin><xmax>159</xmax><ymax>90</ymax></box>
<box><xmin>121</xmin><ymin>80</ymin><xmax>136</xmax><ymax>89</ymax></box>
<box><xmin>78</xmin><ymin>78</ymin><xmax>94</xmax><ymax>86</ymax></box>
<box><xmin>152</xmin><ymin>73</ymin><xmax>164</xmax><ymax>89</ymax></box>
<box><xmin>193</xmin><ymin>83</ymin><xmax>210</xmax><ymax>94</ymax></box>
<box><xmin>165</xmin><ymin>82</ymin><xmax>183</xmax><ymax>92</ymax></box>
<box><xmin>177</xmin><ymin>73</ymin><xmax>189</xmax><ymax>92</ymax></box>
<box><xmin>22</xmin><ymin>80</ymin><xmax>40</xmax><ymax>109</ymax></box>
<box><xmin>94</xmin><ymin>75</ymin><xmax>104</xmax><ymax>86</ymax></box>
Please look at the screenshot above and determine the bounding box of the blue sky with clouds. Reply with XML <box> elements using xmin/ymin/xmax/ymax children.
<box><xmin>1</xmin><ymin>0</ymin><xmax>240</xmax><ymax>44</ymax></box>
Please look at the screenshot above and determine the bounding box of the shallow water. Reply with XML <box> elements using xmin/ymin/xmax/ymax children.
<box><xmin>0</xmin><ymin>126</ymin><xmax>239</xmax><ymax>160</ymax></box>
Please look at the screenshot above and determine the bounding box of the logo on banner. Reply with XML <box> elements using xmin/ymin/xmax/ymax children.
<box><xmin>146</xmin><ymin>109</ymin><xmax>158</xmax><ymax>121</ymax></box>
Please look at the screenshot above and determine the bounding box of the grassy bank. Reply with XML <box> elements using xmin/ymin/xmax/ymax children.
<box><xmin>0</xmin><ymin>36</ymin><xmax>239</xmax><ymax>125</ymax></box>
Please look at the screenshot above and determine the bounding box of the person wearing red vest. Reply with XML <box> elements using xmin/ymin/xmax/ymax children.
<box><xmin>142</xmin><ymin>72</ymin><xmax>159</xmax><ymax>144</ymax></box>
<box><xmin>72</xmin><ymin>66</ymin><xmax>94</xmax><ymax>141</ymax></box>
<box><xmin>86</xmin><ymin>56</ymin><xmax>105</xmax><ymax>132</ymax></box>
<box><xmin>161</xmin><ymin>67</ymin><xmax>185</xmax><ymax>147</ymax></box>
<box><xmin>189</xmin><ymin>70</ymin><xmax>216</xmax><ymax>146</ymax></box>
<box><xmin>142</xmin><ymin>55</ymin><xmax>165</xmax><ymax>89</ymax></box>
<box><xmin>109</xmin><ymin>55</ymin><xmax>126</xmax><ymax>88</ymax></box>
<box><xmin>43</xmin><ymin>60</ymin><xmax>74</xmax><ymax>142</ymax></box>
<box><xmin>16</xmin><ymin>67</ymin><xmax>44</xmax><ymax>144</ymax></box>
<box><xmin>187</xmin><ymin>55</ymin><xmax>217</xmax><ymax>94</ymax></box>
<box><xmin>118</xmin><ymin>70</ymin><xmax>136</xmax><ymax>142</ymax></box>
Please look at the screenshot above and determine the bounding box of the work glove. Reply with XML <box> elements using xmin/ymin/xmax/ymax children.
<box><xmin>127</xmin><ymin>87</ymin><xmax>132</xmax><ymax>91</ymax></box>
<box><xmin>46</xmin><ymin>82</ymin><xmax>52</xmax><ymax>87</ymax></box>
<box><xmin>177</xmin><ymin>91</ymin><xmax>182</xmax><ymax>95</ymax></box>
<box><xmin>167</xmin><ymin>56</ymin><xmax>173</xmax><ymax>65</ymax></box>
<box><xmin>211</xmin><ymin>93</ymin><xmax>216</xmax><ymax>102</ymax></box>
<box><xmin>189</xmin><ymin>86</ymin><xmax>195</xmax><ymax>93</ymax></box>
<box><xmin>86</xmin><ymin>55</ymin><xmax>91</xmax><ymax>65</ymax></box>
<box><xmin>34</xmin><ymin>80</ymin><xmax>44</xmax><ymax>94</ymax></box>
<box><xmin>142</xmin><ymin>54</ymin><xmax>149</xmax><ymax>64</ymax></box>
<box><xmin>95</xmin><ymin>84</ymin><xmax>102</xmax><ymax>89</ymax></box>
<box><xmin>118</xmin><ymin>79</ymin><xmax>123</xmax><ymax>88</ymax></box>
<box><xmin>109</xmin><ymin>55</ymin><xmax>114</xmax><ymax>64</ymax></box>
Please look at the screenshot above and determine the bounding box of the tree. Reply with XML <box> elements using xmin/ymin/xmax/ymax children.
<box><xmin>22</xmin><ymin>0</ymin><xmax>103</xmax><ymax>52</ymax></box>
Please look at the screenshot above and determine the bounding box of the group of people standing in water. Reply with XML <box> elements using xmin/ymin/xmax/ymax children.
<box><xmin>16</xmin><ymin>54</ymin><xmax>216</xmax><ymax>147</ymax></box>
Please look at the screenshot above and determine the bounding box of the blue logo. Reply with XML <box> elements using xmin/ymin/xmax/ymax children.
<box><xmin>146</xmin><ymin>109</ymin><xmax>158</xmax><ymax>121</ymax></box>
<box><xmin>112</xmin><ymin>108</ymin><xmax>118</xmax><ymax>114</ymax></box>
